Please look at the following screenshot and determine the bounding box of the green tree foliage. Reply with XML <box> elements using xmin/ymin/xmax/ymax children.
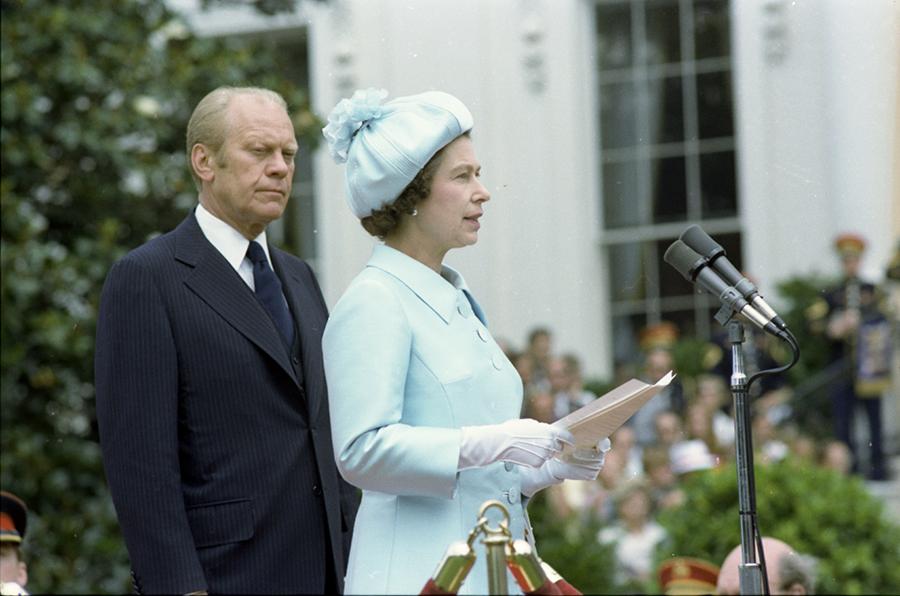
<box><xmin>527</xmin><ymin>491</ymin><xmax>620</xmax><ymax>594</ymax></box>
<box><xmin>775</xmin><ymin>274</ymin><xmax>841</xmax><ymax>438</ymax></box>
<box><xmin>657</xmin><ymin>460</ymin><xmax>900</xmax><ymax>595</ymax></box>
<box><xmin>1</xmin><ymin>1</ymin><xmax>320</xmax><ymax>591</ymax></box>
<box><xmin>528</xmin><ymin>461</ymin><xmax>900</xmax><ymax>595</ymax></box>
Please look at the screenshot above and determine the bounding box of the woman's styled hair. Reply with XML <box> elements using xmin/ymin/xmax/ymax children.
<box><xmin>360</xmin><ymin>132</ymin><xmax>469</xmax><ymax>239</ymax></box>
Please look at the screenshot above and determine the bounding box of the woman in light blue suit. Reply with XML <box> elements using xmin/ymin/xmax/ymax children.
<box><xmin>321</xmin><ymin>88</ymin><xmax>610</xmax><ymax>595</ymax></box>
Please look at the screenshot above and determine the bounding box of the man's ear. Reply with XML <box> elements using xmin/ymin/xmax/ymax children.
<box><xmin>786</xmin><ymin>582</ymin><xmax>806</xmax><ymax>595</ymax></box>
<box><xmin>191</xmin><ymin>143</ymin><xmax>216</xmax><ymax>182</ymax></box>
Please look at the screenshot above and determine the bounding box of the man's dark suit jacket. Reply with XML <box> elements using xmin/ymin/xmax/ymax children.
<box><xmin>95</xmin><ymin>211</ymin><xmax>358</xmax><ymax>594</ymax></box>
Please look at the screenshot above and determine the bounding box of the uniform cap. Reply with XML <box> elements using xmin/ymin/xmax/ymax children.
<box><xmin>834</xmin><ymin>233</ymin><xmax>866</xmax><ymax>257</ymax></box>
<box><xmin>0</xmin><ymin>491</ymin><xmax>27</xmax><ymax>544</ymax></box>
<box><xmin>658</xmin><ymin>557</ymin><xmax>720</xmax><ymax>595</ymax></box>
<box><xmin>639</xmin><ymin>321</ymin><xmax>679</xmax><ymax>352</ymax></box>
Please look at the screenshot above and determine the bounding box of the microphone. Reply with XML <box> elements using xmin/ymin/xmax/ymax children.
<box><xmin>680</xmin><ymin>225</ymin><xmax>787</xmax><ymax>330</ymax></box>
<box><xmin>664</xmin><ymin>240</ymin><xmax>784</xmax><ymax>338</ymax></box>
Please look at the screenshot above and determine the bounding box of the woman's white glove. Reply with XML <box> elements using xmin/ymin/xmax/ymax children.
<box><xmin>520</xmin><ymin>437</ymin><xmax>612</xmax><ymax>497</ymax></box>
<box><xmin>458</xmin><ymin>418</ymin><xmax>574</xmax><ymax>470</ymax></box>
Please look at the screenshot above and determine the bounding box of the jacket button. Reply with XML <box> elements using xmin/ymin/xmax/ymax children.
<box><xmin>491</xmin><ymin>354</ymin><xmax>503</xmax><ymax>370</ymax></box>
<box><xmin>476</xmin><ymin>328</ymin><xmax>489</xmax><ymax>342</ymax></box>
<box><xmin>292</xmin><ymin>355</ymin><xmax>300</xmax><ymax>365</ymax></box>
<box><xmin>505</xmin><ymin>487</ymin><xmax>520</xmax><ymax>504</ymax></box>
<box><xmin>457</xmin><ymin>294</ymin><xmax>472</xmax><ymax>317</ymax></box>
<box><xmin>312</xmin><ymin>484</ymin><xmax>322</xmax><ymax>496</ymax></box>
<box><xmin>504</xmin><ymin>462</ymin><xmax>513</xmax><ymax>472</ymax></box>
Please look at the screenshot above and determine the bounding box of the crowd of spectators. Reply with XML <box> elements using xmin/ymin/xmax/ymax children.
<box><xmin>501</xmin><ymin>322</ymin><xmax>867</xmax><ymax>590</ymax></box>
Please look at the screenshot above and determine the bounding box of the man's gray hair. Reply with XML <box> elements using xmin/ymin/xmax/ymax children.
<box><xmin>185</xmin><ymin>86</ymin><xmax>289</xmax><ymax>190</ymax></box>
<box><xmin>778</xmin><ymin>551</ymin><xmax>818</xmax><ymax>594</ymax></box>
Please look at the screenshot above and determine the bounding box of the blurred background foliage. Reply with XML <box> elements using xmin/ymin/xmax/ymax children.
<box><xmin>527</xmin><ymin>490</ymin><xmax>620</xmax><ymax>595</ymax></box>
<box><xmin>656</xmin><ymin>459</ymin><xmax>900</xmax><ymax>595</ymax></box>
<box><xmin>529</xmin><ymin>458</ymin><xmax>900</xmax><ymax>594</ymax></box>
<box><xmin>1</xmin><ymin>0</ymin><xmax>320</xmax><ymax>591</ymax></box>
<box><xmin>775</xmin><ymin>274</ymin><xmax>842</xmax><ymax>439</ymax></box>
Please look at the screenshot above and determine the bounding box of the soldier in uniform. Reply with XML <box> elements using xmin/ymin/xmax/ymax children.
<box><xmin>627</xmin><ymin>322</ymin><xmax>686</xmax><ymax>447</ymax></box>
<box><xmin>809</xmin><ymin>233</ymin><xmax>891</xmax><ymax>480</ymax></box>
<box><xmin>0</xmin><ymin>491</ymin><xmax>29</xmax><ymax>595</ymax></box>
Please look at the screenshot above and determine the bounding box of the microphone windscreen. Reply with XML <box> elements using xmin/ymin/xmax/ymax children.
<box><xmin>681</xmin><ymin>225</ymin><xmax>723</xmax><ymax>258</ymax></box>
<box><xmin>663</xmin><ymin>240</ymin><xmax>706</xmax><ymax>281</ymax></box>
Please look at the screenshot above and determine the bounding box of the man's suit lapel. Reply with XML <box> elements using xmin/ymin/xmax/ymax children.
<box><xmin>173</xmin><ymin>214</ymin><xmax>301</xmax><ymax>390</ymax></box>
<box><xmin>272</xmin><ymin>250</ymin><xmax>325</xmax><ymax>422</ymax></box>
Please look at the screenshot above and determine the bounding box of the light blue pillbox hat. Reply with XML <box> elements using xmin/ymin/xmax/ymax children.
<box><xmin>322</xmin><ymin>88</ymin><xmax>474</xmax><ymax>218</ymax></box>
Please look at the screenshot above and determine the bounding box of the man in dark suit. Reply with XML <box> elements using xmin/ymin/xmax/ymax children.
<box><xmin>95</xmin><ymin>86</ymin><xmax>358</xmax><ymax>594</ymax></box>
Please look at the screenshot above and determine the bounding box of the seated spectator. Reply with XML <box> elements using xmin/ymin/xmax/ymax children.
<box><xmin>610</xmin><ymin>425</ymin><xmax>644</xmax><ymax>481</ymax></box>
<box><xmin>628</xmin><ymin>323</ymin><xmax>685</xmax><ymax>447</ymax></box>
<box><xmin>513</xmin><ymin>350</ymin><xmax>533</xmax><ymax>387</ymax></box>
<box><xmin>753</xmin><ymin>403</ymin><xmax>790</xmax><ymax>464</ymax></box>
<box><xmin>0</xmin><ymin>491</ymin><xmax>29</xmax><ymax>595</ymax></box>
<box><xmin>551</xmin><ymin>354</ymin><xmax>597</xmax><ymax>419</ymax></box>
<box><xmin>717</xmin><ymin>536</ymin><xmax>817</xmax><ymax>595</ymax></box>
<box><xmin>642</xmin><ymin>445</ymin><xmax>684</xmax><ymax>511</ymax></box>
<box><xmin>585</xmin><ymin>447</ymin><xmax>628</xmax><ymax>523</ymax></box>
<box><xmin>685</xmin><ymin>401</ymin><xmax>723</xmax><ymax>458</ymax></box>
<box><xmin>820</xmin><ymin>439</ymin><xmax>853</xmax><ymax>476</ymax></box>
<box><xmin>653</xmin><ymin>410</ymin><xmax>685</xmax><ymax>451</ymax></box>
<box><xmin>788</xmin><ymin>434</ymin><xmax>818</xmax><ymax>466</ymax></box>
<box><xmin>522</xmin><ymin>326</ymin><xmax>553</xmax><ymax>393</ymax></box>
<box><xmin>598</xmin><ymin>480</ymin><xmax>667</xmax><ymax>588</ymax></box>
<box><xmin>695</xmin><ymin>373</ymin><xmax>735</xmax><ymax>450</ymax></box>
<box><xmin>521</xmin><ymin>389</ymin><xmax>555</xmax><ymax>424</ymax></box>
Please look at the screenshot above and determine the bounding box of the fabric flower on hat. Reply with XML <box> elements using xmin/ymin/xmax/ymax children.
<box><xmin>323</xmin><ymin>87</ymin><xmax>389</xmax><ymax>163</ymax></box>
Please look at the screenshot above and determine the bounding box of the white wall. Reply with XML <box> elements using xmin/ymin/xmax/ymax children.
<box><xmin>734</xmin><ymin>0</ymin><xmax>900</xmax><ymax>305</ymax></box>
<box><xmin>309</xmin><ymin>0</ymin><xmax>612</xmax><ymax>376</ymax></box>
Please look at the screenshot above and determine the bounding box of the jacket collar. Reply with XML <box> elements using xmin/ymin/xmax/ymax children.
<box><xmin>366</xmin><ymin>244</ymin><xmax>471</xmax><ymax>325</ymax></box>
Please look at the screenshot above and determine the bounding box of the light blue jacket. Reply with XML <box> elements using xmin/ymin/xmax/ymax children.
<box><xmin>323</xmin><ymin>244</ymin><xmax>527</xmax><ymax>595</ymax></box>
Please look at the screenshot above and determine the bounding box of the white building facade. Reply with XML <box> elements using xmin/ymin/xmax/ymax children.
<box><xmin>176</xmin><ymin>0</ymin><xmax>899</xmax><ymax>382</ymax></box>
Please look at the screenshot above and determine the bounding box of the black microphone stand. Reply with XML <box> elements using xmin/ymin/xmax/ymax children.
<box><xmin>714</xmin><ymin>305</ymin><xmax>800</xmax><ymax>596</ymax></box>
<box><xmin>724</xmin><ymin>317</ymin><xmax>765</xmax><ymax>595</ymax></box>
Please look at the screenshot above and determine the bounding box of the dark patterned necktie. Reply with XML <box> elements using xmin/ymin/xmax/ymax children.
<box><xmin>246</xmin><ymin>241</ymin><xmax>295</xmax><ymax>348</ymax></box>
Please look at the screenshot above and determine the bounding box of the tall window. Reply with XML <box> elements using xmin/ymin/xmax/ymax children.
<box><xmin>595</xmin><ymin>0</ymin><xmax>741</xmax><ymax>365</ymax></box>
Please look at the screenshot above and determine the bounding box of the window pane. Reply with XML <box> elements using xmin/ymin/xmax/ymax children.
<box><xmin>645</xmin><ymin>0</ymin><xmax>681</xmax><ymax>65</ymax></box>
<box><xmin>658</xmin><ymin>309</ymin><xmax>695</xmax><ymax>338</ymax></box>
<box><xmin>716</xmin><ymin>232</ymin><xmax>744</xmax><ymax>272</ymax></box>
<box><xmin>612</xmin><ymin>312</ymin><xmax>648</xmax><ymax>367</ymax></box>
<box><xmin>647</xmin><ymin>74</ymin><xmax>684</xmax><ymax>144</ymax></box>
<box><xmin>696</xmin><ymin>71</ymin><xmax>734</xmax><ymax>138</ymax></box>
<box><xmin>651</xmin><ymin>155</ymin><xmax>687</xmax><ymax>223</ymax></box>
<box><xmin>597</xmin><ymin>2</ymin><xmax>633</xmax><ymax>70</ymax></box>
<box><xmin>603</xmin><ymin>159</ymin><xmax>642</xmax><ymax>228</ymax></box>
<box><xmin>609</xmin><ymin>242</ymin><xmax>647</xmax><ymax>302</ymax></box>
<box><xmin>694</xmin><ymin>0</ymin><xmax>731</xmax><ymax>60</ymax></box>
<box><xmin>699</xmin><ymin>150</ymin><xmax>737</xmax><ymax>218</ymax></box>
<box><xmin>600</xmin><ymin>80</ymin><xmax>639</xmax><ymax>149</ymax></box>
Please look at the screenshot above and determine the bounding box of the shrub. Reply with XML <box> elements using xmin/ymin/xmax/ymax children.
<box><xmin>528</xmin><ymin>490</ymin><xmax>621</xmax><ymax>594</ymax></box>
<box><xmin>657</xmin><ymin>459</ymin><xmax>900</xmax><ymax>594</ymax></box>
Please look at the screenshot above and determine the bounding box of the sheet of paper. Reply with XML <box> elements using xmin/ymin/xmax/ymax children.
<box><xmin>552</xmin><ymin>370</ymin><xmax>676</xmax><ymax>452</ymax></box>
